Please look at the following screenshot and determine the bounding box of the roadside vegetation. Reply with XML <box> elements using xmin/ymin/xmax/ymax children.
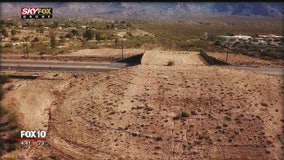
<box><xmin>0</xmin><ymin>75</ymin><xmax>21</xmax><ymax>156</ymax></box>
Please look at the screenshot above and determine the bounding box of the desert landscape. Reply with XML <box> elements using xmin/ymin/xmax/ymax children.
<box><xmin>1</xmin><ymin>50</ymin><xmax>283</xmax><ymax>159</ymax></box>
<box><xmin>1</xmin><ymin>2</ymin><xmax>284</xmax><ymax>160</ymax></box>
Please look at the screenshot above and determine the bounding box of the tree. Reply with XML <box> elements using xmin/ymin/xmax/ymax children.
<box><xmin>83</xmin><ymin>29</ymin><xmax>95</xmax><ymax>41</ymax></box>
<box><xmin>50</xmin><ymin>32</ymin><xmax>57</xmax><ymax>48</ymax></box>
<box><xmin>95</xmin><ymin>32</ymin><xmax>102</xmax><ymax>41</ymax></box>
<box><xmin>2</xmin><ymin>28</ymin><xmax>9</xmax><ymax>37</ymax></box>
<box><xmin>214</xmin><ymin>40</ymin><xmax>221</xmax><ymax>46</ymax></box>
<box><xmin>71</xmin><ymin>29</ymin><xmax>79</xmax><ymax>36</ymax></box>
<box><xmin>36</xmin><ymin>26</ymin><xmax>44</xmax><ymax>33</ymax></box>
<box><xmin>95</xmin><ymin>32</ymin><xmax>107</xmax><ymax>41</ymax></box>
<box><xmin>0</xmin><ymin>20</ymin><xmax>6</xmax><ymax>28</ymax></box>
<box><xmin>51</xmin><ymin>21</ymin><xmax>59</xmax><ymax>29</ymax></box>
<box><xmin>24</xmin><ymin>36</ymin><xmax>30</xmax><ymax>58</ymax></box>
<box><xmin>11</xmin><ymin>29</ymin><xmax>17</xmax><ymax>36</ymax></box>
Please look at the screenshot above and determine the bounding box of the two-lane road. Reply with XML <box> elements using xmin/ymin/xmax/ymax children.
<box><xmin>0</xmin><ymin>60</ymin><xmax>128</xmax><ymax>72</ymax></box>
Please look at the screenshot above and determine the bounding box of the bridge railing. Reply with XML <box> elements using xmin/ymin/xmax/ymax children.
<box><xmin>199</xmin><ymin>50</ymin><xmax>229</xmax><ymax>65</ymax></box>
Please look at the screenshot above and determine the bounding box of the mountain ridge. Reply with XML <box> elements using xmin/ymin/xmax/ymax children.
<box><xmin>1</xmin><ymin>2</ymin><xmax>283</xmax><ymax>20</ymax></box>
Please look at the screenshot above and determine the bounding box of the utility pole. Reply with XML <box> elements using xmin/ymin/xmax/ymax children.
<box><xmin>225</xmin><ymin>41</ymin><xmax>229</xmax><ymax>62</ymax></box>
<box><xmin>121</xmin><ymin>38</ymin><xmax>124</xmax><ymax>60</ymax></box>
<box><xmin>25</xmin><ymin>37</ymin><xmax>29</xmax><ymax>59</ymax></box>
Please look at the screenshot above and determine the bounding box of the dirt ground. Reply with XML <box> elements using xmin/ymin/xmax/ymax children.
<box><xmin>207</xmin><ymin>52</ymin><xmax>284</xmax><ymax>68</ymax></box>
<box><xmin>141</xmin><ymin>51</ymin><xmax>205</xmax><ymax>66</ymax></box>
<box><xmin>1</xmin><ymin>49</ymin><xmax>145</xmax><ymax>63</ymax></box>
<box><xmin>1</xmin><ymin>51</ymin><xmax>283</xmax><ymax>159</ymax></box>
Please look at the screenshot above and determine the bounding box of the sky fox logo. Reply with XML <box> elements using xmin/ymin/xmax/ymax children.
<box><xmin>21</xmin><ymin>8</ymin><xmax>52</xmax><ymax>19</ymax></box>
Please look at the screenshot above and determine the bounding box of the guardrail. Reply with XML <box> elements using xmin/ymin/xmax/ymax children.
<box><xmin>199</xmin><ymin>50</ymin><xmax>229</xmax><ymax>65</ymax></box>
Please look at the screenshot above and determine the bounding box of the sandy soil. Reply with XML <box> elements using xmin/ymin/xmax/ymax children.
<box><xmin>1</xmin><ymin>49</ymin><xmax>145</xmax><ymax>63</ymax></box>
<box><xmin>142</xmin><ymin>51</ymin><xmax>205</xmax><ymax>66</ymax></box>
<box><xmin>208</xmin><ymin>52</ymin><xmax>284</xmax><ymax>68</ymax></box>
<box><xmin>67</xmin><ymin>49</ymin><xmax>144</xmax><ymax>57</ymax></box>
<box><xmin>1</xmin><ymin>51</ymin><xmax>283</xmax><ymax>159</ymax></box>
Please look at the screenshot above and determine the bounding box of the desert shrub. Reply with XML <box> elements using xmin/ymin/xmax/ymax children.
<box><xmin>50</xmin><ymin>33</ymin><xmax>57</xmax><ymax>48</ymax></box>
<box><xmin>263</xmin><ymin>47</ymin><xmax>284</xmax><ymax>60</ymax></box>
<box><xmin>0</xmin><ymin>132</ymin><xmax>21</xmax><ymax>154</ymax></box>
<box><xmin>226</xmin><ymin>32</ymin><xmax>234</xmax><ymax>36</ymax></box>
<box><xmin>2</xmin><ymin>28</ymin><xmax>9</xmax><ymax>37</ymax></box>
<box><xmin>4</xmin><ymin>43</ymin><xmax>13</xmax><ymax>48</ymax></box>
<box><xmin>0</xmin><ymin>75</ymin><xmax>11</xmax><ymax>84</ymax></box>
<box><xmin>180</xmin><ymin>42</ymin><xmax>194</xmax><ymax>50</ymax></box>
<box><xmin>83</xmin><ymin>29</ymin><xmax>95</xmax><ymax>41</ymax></box>
<box><xmin>214</xmin><ymin>40</ymin><xmax>221</xmax><ymax>46</ymax></box>
<box><xmin>31</xmin><ymin>37</ymin><xmax>39</xmax><ymax>42</ymax></box>
<box><xmin>127</xmin><ymin>32</ymin><xmax>133</xmax><ymax>36</ymax></box>
<box><xmin>71</xmin><ymin>29</ymin><xmax>79</xmax><ymax>36</ymax></box>
<box><xmin>11</xmin><ymin>29</ymin><xmax>17</xmax><ymax>36</ymax></box>
<box><xmin>181</xmin><ymin>111</ymin><xmax>189</xmax><ymax>118</ymax></box>
<box><xmin>36</xmin><ymin>26</ymin><xmax>44</xmax><ymax>33</ymax></box>
<box><xmin>173</xmin><ymin>115</ymin><xmax>181</xmax><ymax>120</ymax></box>
<box><xmin>65</xmin><ymin>32</ymin><xmax>73</xmax><ymax>39</ymax></box>
<box><xmin>155</xmin><ymin>137</ymin><xmax>163</xmax><ymax>141</ymax></box>
<box><xmin>11</xmin><ymin>37</ymin><xmax>20</xmax><ymax>41</ymax></box>
<box><xmin>39</xmin><ymin>51</ymin><xmax>46</xmax><ymax>55</ymax></box>
<box><xmin>166</xmin><ymin>60</ymin><xmax>174</xmax><ymax>66</ymax></box>
<box><xmin>191</xmin><ymin>111</ymin><xmax>197</xmax><ymax>115</ymax></box>
<box><xmin>95</xmin><ymin>32</ymin><xmax>107</xmax><ymax>41</ymax></box>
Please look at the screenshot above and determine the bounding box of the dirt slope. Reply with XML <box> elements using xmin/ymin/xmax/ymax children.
<box><xmin>2</xmin><ymin>62</ymin><xmax>283</xmax><ymax>159</ymax></box>
<box><xmin>1</xmin><ymin>52</ymin><xmax>283</xmax><ymax>159</ymax></box>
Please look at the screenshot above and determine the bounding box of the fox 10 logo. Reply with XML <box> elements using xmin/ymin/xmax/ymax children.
<box><xmin>21</xmin><ymin>8</ymin><xmax>52</xmax><ymax>19</ymax></box>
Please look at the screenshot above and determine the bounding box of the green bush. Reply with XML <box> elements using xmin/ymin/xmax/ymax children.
<box><xmin>264</xmin><ymin>48</ymin><xmax>284</xmax><ymax>60</ymax></box>
<box><xmin>214</xmin><ymin>40</ymin><xmax>221</xmax><ymax>46</ymax></box>
<box><xmin>83</xmin><ymin>29</ymin><xmax>95</xmax><ymax>41</ymax></box>
<box><xmin>65</xmin><ymin>32</ymin><xmax>73</xmax><ymax>39</ymax></box>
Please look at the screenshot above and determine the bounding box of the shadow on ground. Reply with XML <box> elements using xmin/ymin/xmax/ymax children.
<box><xmin>118</xmin><ymin>53</ymin><xmax>144</xmax><ymax>66</ymax></box>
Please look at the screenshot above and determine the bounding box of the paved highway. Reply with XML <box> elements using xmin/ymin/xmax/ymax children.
<box><xmin>1</xmin><ymin>60</ymin><xmax>127</xmax><ymax>72</ymax></box>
